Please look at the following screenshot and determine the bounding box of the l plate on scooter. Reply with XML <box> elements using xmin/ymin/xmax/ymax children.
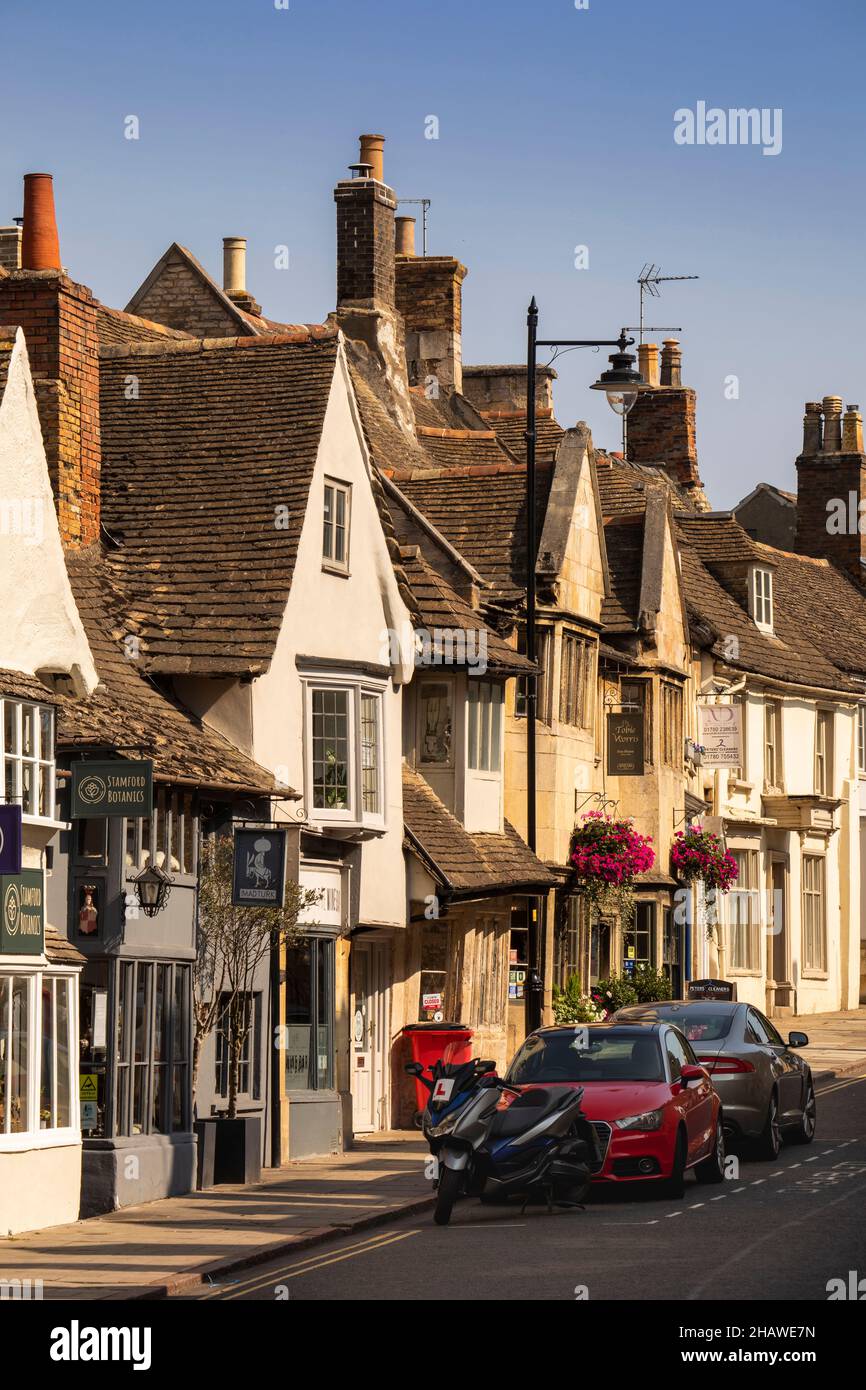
<box><xmin>432</xmin><ymin>1078</ymin><xmax>455</xmax><ymax>1101</ymax></box>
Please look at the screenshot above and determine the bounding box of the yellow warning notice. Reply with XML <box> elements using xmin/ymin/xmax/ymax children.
<box><xmin>79</xmin><ymin>1073</ymin><xmax>98</xmax><ymax>1100</ymax></box>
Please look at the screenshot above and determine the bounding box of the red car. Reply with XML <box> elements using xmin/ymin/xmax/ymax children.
<box><xmin>503</xmin><ymin>1022</ymin><xmax>724</xmax><ymax>1196</ymax></box>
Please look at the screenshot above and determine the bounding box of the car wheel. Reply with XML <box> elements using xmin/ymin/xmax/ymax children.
<box><xmin>785</xmin><ymin>1078</ymin><xmax>817</xmax><ymax>1146</ymax></box>
<box><xmin>433</xmin><ymin>1165</ymin><xmax>463</xmax><ymax>1226</ymax></box>
<box><xmin>663</xmin><ymin>1129</ymin><xmax>687</xmax><ymax>1199</ymax></box>
<box><xmin>755</xmin><ymin>1091</ymin><xmax>782</xmax><ymax>1160</ymax></box>
<box><xmin>694</xmin><ymin>1114</ymin><xmax>726</xmax><ymax>1184</ymax></box>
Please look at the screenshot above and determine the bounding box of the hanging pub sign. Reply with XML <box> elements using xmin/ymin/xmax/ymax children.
<box><xmin>607</xmin><ymin>709</ymin><xmax>645</xmax><ymax>776</ymax></box>
<box><xmin>231</xmin><ymin>828</ymin><xmax>288</xmax><ymax>908</ymax></box>
<box><xmin>698</xmin><ymin>705</ymin><xmax>742</xmax><ymax>767</ymax></box>
<box><xmin>0</xmin><ymin>869</ymin><xmax>44</xmax><ymax>955</ymax></box>
<box><xmin>0</xmin><ymin>804</ymin><xmax>22</xmax><ymax>874</ymax></box>
<box><xmin>71</xmin><ymin>760</ymin><xmax>153</xmax><ymax>819</ymax></box>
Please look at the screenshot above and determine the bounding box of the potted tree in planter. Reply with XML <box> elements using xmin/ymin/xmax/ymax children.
<box><xmin>195</xmin><ymin>835</ymin><xmax>319</xmax><ymax>1186</ymax></box>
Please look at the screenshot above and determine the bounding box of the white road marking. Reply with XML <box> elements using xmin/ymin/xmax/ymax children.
<box><xmin>711</xmin><ymin>1195</ymin><xmax>726</xmax><ymax>1201</ymax></box>
<box><xmin>787</xmin><ymin>1163</ymin><xmax>801</xmax><ymax>1169</ymax></box>
<box><xmin>750</xmin><ymin>1179</ymin><xmax>766</xmax><ymax>1185</ymax></box>
<box><xmin>666</xmin><ymin>1211</ymin><xmax>683</xmax><ymax>1218</ymax></box>
<box><xmin>770</xmin><ymin>1170</ymin><xmax>784</xmax><ymax>1176</ymax></box>
<box><xmin>689</xmin><ymin>1203</ymin><xmax>705</xmax><ymax>1209</ymax></box>
<box><xmin>732</xmin><ymin>1186</ymin><xmax>746</xmax><ymax>1192</ymax></box>
<box><xmin>804</xmin><ymin>1156</ymin><xmax>818</xmax><ymax>1163</ymax></box>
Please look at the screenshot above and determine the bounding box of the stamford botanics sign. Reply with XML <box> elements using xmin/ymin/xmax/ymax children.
<box><xmin>71</xmin><ymin>760</ymin><xmax>153</xmax><ymax>819</ymax></box>
<box><xmin>0</xmin><ymin>869</ymin><xmax>44</xmax><ymax>954</ymax></box>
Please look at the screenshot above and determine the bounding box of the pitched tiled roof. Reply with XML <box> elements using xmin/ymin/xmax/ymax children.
<box><xmin>98</xmin><ymin>332</ymin><xmax>339</xmax><ymax>676</ymax></box>
<box><xmin>480</xmin><ymin>410</ymin><xmax>564</xmax><ymax>463</ymax></box>
<box><xmin>44</xmin><ymin>925</ymin><xmax>86</xmax><ymax>966</ymax></box>
<box><xmin>677</xmin><ymin>515</ymin><xmax>863</xmax><ymax>692</ymax></box>
<box><xmin>399</xmin><ymin>546</ymin><xmax>534</xmax><ymax>674</ymax></box>
<box><xmin>0</xmin><ymin>669</ymin><xmax>59</xmax><ymax>703</ymax></box>
<box><xmin>96</xmin><ymin>305</ymin><xmax>194</xmax><ymax>346</ymax></box>
<box><xmin>402</xmin><ymin>765</ymin><xmax>554</xmax><ymax>896</ymax></box>
<box><xmin>393</xmin><ymin>463</ymin><xmax>554</xmax><ymax>604</ymax></box>
<box><xmin>601</xmin><ymin>515</ymin><xmax>645</xmax><ymax>631</ymax></box>
<box><xmin>58</xmin><ymin>549</ymin><xmax>283</xmax><ymax>793</ymax></box>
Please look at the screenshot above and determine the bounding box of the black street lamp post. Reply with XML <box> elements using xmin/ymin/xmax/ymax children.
<box><xmin>523</xmin><ymin>297</ymin><xmax>646</xmax><ymax>1026</ymax></box>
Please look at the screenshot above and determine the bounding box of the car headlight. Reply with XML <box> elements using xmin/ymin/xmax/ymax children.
<box><xmin>427</xmin><ymin>1110</ymin><xmax>460</xmax><ymax>1139</ymax></box>
<box><xmin>615</xmin><ymin>1108</ymin><xmax>664</xmax><ymax>1131</ymax></box>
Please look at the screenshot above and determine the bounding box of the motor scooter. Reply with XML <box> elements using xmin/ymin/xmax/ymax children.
<box><xmin>405</xmin><ymin>1057</ymin><xmax>497</xmax><ymax>1169</ymax></box>
<box><xmin>432</xmin><ymin>1078</ymin><xmax>599</xmax><ymax>1226</ymax></box>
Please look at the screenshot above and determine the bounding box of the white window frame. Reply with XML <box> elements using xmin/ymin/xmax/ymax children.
<box><xmin>814</xmin><ymin>708</ymin><xmax>833</xmax><ymax>797</ymax></box>
<box><xmin>1</xmin><ymin>699</ymin><xmax>56</xmax><ymax>824</ymax></box>
<box><xmin>322</xmin><ymin>478</ymin><xmax>351</xmax><ymax>574</ymax></box>
<box><xmin>728</xmin><ymin>848</ymin><xmax>761</xmax><ymax>973</ymax></box>
<box><xmin>749</xmin><ymin>567</ymin><xmax>774</xmax><ymax>632</ymax></box>
<box><xmin>467</xmin><ymin>680</ymin><xmax>503</xmax><ymax>775</ymax></box>
<box><xmin>303</xmin><ymin>677</ymin><xmax>386</xmax><ymax>830</ymax></box>
<box><xmin>857</xmin><ymin>705</ymin><xmax>866</xmax><ymax>778</ymax></box>
<box><xmin>0</xmin><ymin>968</ymin><xmax>80</xmax><ymax>1151</ymax></box>
<box><xmin>801</xmin><ymin>854</ymin><xmax>827</xmax><ymax>975</ymax></box>
<box><xmin>764</xmin><ymin>698</ymin><xmax>783</xmax><ymax>791</ymax></box>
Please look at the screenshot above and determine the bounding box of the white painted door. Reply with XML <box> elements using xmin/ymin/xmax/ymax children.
<box><xmin>351</xmin><ymin>941</ymin><xmax>391</xmax><ymax>1133</ymax></box>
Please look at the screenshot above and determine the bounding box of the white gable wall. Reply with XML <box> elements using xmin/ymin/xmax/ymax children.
<box><xmin>0</xmin><ymin>330</ymin><xmax>96</xmax><ymax>693</ymax></box>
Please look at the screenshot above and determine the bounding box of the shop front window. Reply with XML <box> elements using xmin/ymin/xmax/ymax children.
<box><xmin>284</xmin><ymin>937</ymin><xmax>335</xmax><ymax>1092</ymax></box>
<box><xmin>215</xmin><ymin>992</ymin><xmax>261</xmax><ymax>1101</ymax></box>
<box><xmin>2</xmin><ymin>972</ymin><xmax>77</xmax><ymax>1140</ymax></box>
<box><xmin>623</xmin><ymin>902</ymin><xmax>656</xmax><ymax>974</ymax></box>
<box><xmin>114</xmin><ymin>959</ymin><xmax>190</xmax><ymax>1137</ymax></box>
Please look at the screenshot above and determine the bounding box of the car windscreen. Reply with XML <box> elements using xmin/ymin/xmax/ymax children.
<box><xmin>505</xmin><ymin>1030</ymin><xmax>665</xmax><ymax>1084</ymax></box>
<box><xmin>621</xmin><ymin>1006</ymin><xmax>735</xmax><ymax>1043</ymax></box>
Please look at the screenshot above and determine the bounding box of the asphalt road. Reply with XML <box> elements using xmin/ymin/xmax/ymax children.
<box><xmin>181</xmin><ymin>1070</ymin><xmax>866</xmax><ymax>1303</ymax></box>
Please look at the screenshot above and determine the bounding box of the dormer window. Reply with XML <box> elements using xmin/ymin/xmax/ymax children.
<box><xmin>749</xmin><ymin>567</ymin><xmax>774</xmax><ymax>632</ymax></box>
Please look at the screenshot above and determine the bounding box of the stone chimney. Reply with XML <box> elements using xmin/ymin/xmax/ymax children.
<box><xmin>461</xmin><ymin>364</ymin><xmax>556</xmax><ymax>416</ymax></box>
<box><xmin>222</xmin><ymin>236</ymin><xmax>260</xmax><ymax>315</ymax></box>
<box><xmin>334</xmin><ymin>135</ymin><xmax>414</xmax><ymax>435</ymax></box>
<box><xmin>395</xmin><ymin>249</ymin><xmax>467</xmax><ymax>394</ymax></box>
<box><xmin>0</xmin><ymin>174</ymin><xmax>100</xmax><ymax>548</ymax></box>
<box><xmin>0</xmin><ymin>224</ymin><xmax>22</xmax><ymax>272</ymax></box>
<box><xmin>795</xmin><ymin>395</ymin><xmax>866</xmax><ymax>582</ymax></box>
<box><xmin>626</xmin><ymin>337</ymin><xmax>706</xmax><ymax>501</ymax></box>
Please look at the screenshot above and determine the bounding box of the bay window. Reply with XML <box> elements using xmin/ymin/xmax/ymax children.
<box><xmin>305</xmin><ymin>679</ymin><xmax>385</xmax><ymax>827</ymax></box>
<box><xmin>1</xmin><ymin>699</ymin><xmax>55</xmax><ymax>821</ymax></box>
<box><xmin>467</xmin><ymin>681</ymin><xmax>503</xmax><ymax>772</ymax></box>
<box><xmin>0</xmin><ymin>971</ymin><xmax>77</xmax><ymax>1142</ymax></box>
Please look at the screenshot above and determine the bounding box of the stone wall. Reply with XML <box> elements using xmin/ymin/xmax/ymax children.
<box><xmin>129</xmin><ymin>250</ymin><xmax>242</xmax><ymax>337</ymax></box>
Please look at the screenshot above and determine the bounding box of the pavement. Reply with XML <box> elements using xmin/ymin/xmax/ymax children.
<box><xmin>2</xmin><ymin>1005</ymin><xmax>864</xmax><ymax>1302</ymax></box>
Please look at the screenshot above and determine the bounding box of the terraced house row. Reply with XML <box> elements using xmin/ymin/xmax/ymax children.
<box><xmin>0</xmin><ymin>138</ymin><xmax>864</xmax><ymax>1236</ymax></box>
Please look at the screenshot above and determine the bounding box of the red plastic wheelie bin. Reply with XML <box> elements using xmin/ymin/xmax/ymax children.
<box><xmin>401</xmin><ymin>1022</ymin><xmax>474</xmax><ymax>1122</ymax></box>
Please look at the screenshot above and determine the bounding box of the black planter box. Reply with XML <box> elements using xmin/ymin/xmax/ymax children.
<box><xmin>213</xmin><ymin>1116</ymin><xmax>262</xmax><ymax>1186</ymax></box>
<box><xmin>194</xmin><ymin>1118</ymin><xmax>218</xmax><ymax>1190</ymax></box>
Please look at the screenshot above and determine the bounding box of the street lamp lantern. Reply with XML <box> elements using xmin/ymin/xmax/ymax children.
<box><xmin>134</xmin><ymin>861</ymin><xmax>173</xmax><ymax>918</ymax></box>
<box><xmin>589</xmin><ymin>341</ymin><xmax>646</xmax><ymax>416</ymax></box>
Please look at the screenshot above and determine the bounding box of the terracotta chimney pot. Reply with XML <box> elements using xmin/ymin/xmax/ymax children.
<box><xmin>842</xmin><ymin>403</ymin><xmax>864</xmax><ymax>454</ymax></box>
<box><xmin>395</xmin><ymin>216</ymin><xmax>416</xmax><ymax>256</ymax></box>
<box><xmin>660</xmin><ymin>338</ymin><xmax>682</xmax><ymax>388</ymax></box>
<box><xmin>359</xmin><ymin>134</ymin><xmax>385</xmax><ymax>183</ymax></box>
<box><xmin>21</xmin><ymin>173</ymin><xmax>61</xmax><ymax>271</ymax></box>
<box><xmin>637</xmin><ymin>342</ymin><xmax>659</xmax><ymax>388</ymax></box>
<box><xmin>822</xmin><ymin>395</ymin><xmax>843</xmax><ymax>453</ymax></box>
<box><xmin>802</xmin><ymin>402</ymin><xmax>823</xmax><ymax>455</ymax></box>
<box><xmin>223</xmin><ymin>236</ymin><xmax>247</xmax><ymax>295</ymax></box>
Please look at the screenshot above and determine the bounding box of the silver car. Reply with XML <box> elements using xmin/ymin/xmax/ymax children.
<box><xmin>612</xmin><ymin>1001</ymin><xmax>816</xmax><ymax>1159</ymax></box>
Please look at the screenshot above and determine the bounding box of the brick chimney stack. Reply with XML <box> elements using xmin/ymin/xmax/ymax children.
<box><xmin>0</xmin><ymin>224</ymin><xmax>22</xmax><ymax>271</ymax></box>
<box><xmin>0</xmin><ymin>174</ymin><xmax>100</xmax><ymax>548</ymax></box>
<box><xmin>395</xmin><ymin>216</ymin><xmax>415</xmax><ymax>257</ymax></box>
<box><xmin>333</xmin><ymin>135</ymin><xmax>414</xmax><ymax>436</ymax></box>
<box><xmin>625</xmin><ymin>338</ymin><xmax>706</xmax><ymax>503</ymax></box>
<box><xmin>795</xmin><ymin>396</ymin><xmax>866</xmax><ymax>582</ymax></box>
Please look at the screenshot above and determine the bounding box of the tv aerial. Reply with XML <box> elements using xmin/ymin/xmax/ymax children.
<box><xmin>633</xmin><ymin>265</ymin><xmax>700</xmax><ymax>342</ymax></box>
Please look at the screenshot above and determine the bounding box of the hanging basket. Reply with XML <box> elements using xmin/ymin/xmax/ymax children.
<box><xmin>671</xmin><ymin>826</ymin><xmax>738</xmax><ymax>892</ymax></box>
<box><xmin>568</xmin><ymin>812</ymin><xmax>655</xmax><ymax>922</ymax></box>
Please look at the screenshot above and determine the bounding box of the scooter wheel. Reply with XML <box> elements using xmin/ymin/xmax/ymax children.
<box><xmin>433</xmin><ymin>1166</ymin><xmax>462</xmax><ymax>1226</ymax></box>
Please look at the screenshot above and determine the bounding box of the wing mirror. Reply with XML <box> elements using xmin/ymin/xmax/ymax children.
<box><xmin>474</xmin><ymin>1059</ymin><xmax>496</xmax><ymax>1073</ymax></box>
<box><xmin>680</xmin><ymin>1064</ymin><xmax>706</xmax><ymax>1086</ymax></box>
<box><xmin>787</xmin><ymin>1032</ymin><xmax>809</xmax><ymax>1049</ymax></box>
<box><xmin>404</xmin><ymin>1061</ymin><xmax>424</xmax><ymax>1077</ymax></box>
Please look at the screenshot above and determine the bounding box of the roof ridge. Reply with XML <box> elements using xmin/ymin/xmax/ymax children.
<box><xmin>99</xmin><ymin>326</ymin><xmax>337</xmax><ymax>359</ymax></box>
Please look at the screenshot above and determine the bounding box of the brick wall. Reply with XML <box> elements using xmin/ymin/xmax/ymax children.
<box><xmin>0</xmin><ymin>270</ymin><xmax>100</xmax><ymax>547</ymax></box>
<box><xmin>627</xmin><ymin>387</ymin><xmax>699</xmax><ymax>489</ymax></box>
<box><xmin>795</xmin><ymin>454</ymin><xmax>866</xmax><ymax>581</ymax></box>
<box><xmin>334</xmin><ymin>179</ymin><xmax>397</xmax><ymax>307</ymax></box>
<box><xmin>129</xmin><ymin>252</ymin><xmax>242</xmax><ymax>337</ymax></box>
<box><xmin>395</xmin><ymin>255</ymin><xmax>467</xmax><ymax>391</ymax></box>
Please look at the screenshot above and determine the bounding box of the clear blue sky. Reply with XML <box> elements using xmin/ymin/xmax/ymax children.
<box><xmin>3</xmin><ymin>0</ymin><xmax>864</xmax><ymax>507</ymax></box>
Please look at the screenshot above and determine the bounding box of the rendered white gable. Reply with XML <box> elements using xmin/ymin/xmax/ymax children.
<box><xmin>0</xmin><ymin>328</ymin><xmax>97</xmax><ymax>694</ymax></box>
